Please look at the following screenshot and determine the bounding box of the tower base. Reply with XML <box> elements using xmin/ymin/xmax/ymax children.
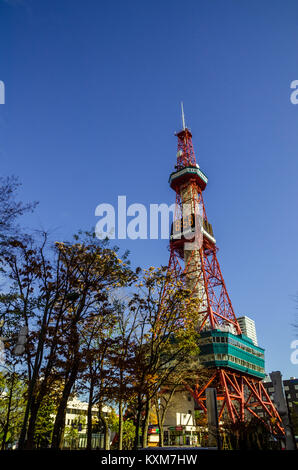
<box><xmin>185</xmin><ymin>368</ymin><xmax>284</xmax><ymax>435</ymax></box>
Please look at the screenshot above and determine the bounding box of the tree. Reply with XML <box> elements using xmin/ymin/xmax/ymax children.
<box><xmin>0</xmin><ymin>230</ymin><xmax>135</xmax><ymax>449</ymax></box>
<box><xmin>222</xmin><ymin>417</ymin><xmax>276</xmax><ymax>450</ymax></box>
<box><xmin>63</xmin><ymin>422</ymin><xmax>82</xmax><ymax>450</ymax></box>
<box><xmin>50</xmin><ymin>232</ymin><xmax>135</xmax><ymax>449</ymax></box>
<box><xmin>1</xmin><ymin>232</ymin><xmax>71</xmax><ymax>450</ymax></box>
<box><xmin>78</xmin><ymin>311</ymin><xmax>118</xmax><ymax>451</ymax></box>
<box><xmin>0</xmin><ymin>175</ymin><xmax>37</xmax><ymax>242</ymax></box>
<box><xmin>110</xmin><ymin>417</ymin><xmax>136</xmax><ymax>450</ymax></box>
<box><xmin>122</xmin><ymin>420</ymin><xmax>136</xmax><ymax>450</ymax></box>
<box><xmin>33</xmin><ymin>394</ymin><xmax>56</xmax><ymax>448</ymax></box>
<box><xmin>125</xmin><ymin>266</ymin><xmax>201</xmax><ymax>449</ymax></box>
<box><xmin>107</xmin><ymin>298</ymin><xmax>139</xmax><ymax>450</ymax></box>
<box><xmin>0</xmin><ymin>368</ymin><xmax>26</xmax><ymax>449</ymax></box>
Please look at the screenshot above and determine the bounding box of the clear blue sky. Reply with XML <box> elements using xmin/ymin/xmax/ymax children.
<box><xmin>1</xmin><ymin>0</ymin><xmax>298</xmax><ymax>378</ymax></box>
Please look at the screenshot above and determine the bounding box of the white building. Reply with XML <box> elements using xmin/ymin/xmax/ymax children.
<box><xmin>237</xmin><ymin>315</ymin><xmax>258</xmax><ymax>346</ymax></box>
<box><xmin>63</xmin><ymin>397</ymin><xmax>114</xmax><ymax>449</ymax></box>
<box><xmin>160</xmin><ymin>389</ymin><xmax>198</xmax><ymax>446</ymax></box>
<box><xmin>65</xmin><ymin>396</ymin><xmax>111</xmax><ymax>431</ymax></box>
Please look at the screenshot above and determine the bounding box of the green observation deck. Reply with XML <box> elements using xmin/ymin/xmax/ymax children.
<box><xmin>198</xmin><ymin>329</ymin><xmax>266</xmax><ymax>379</ymax></box>
<box><xmin>169</xmin><ymin>165</ymin><xmax>208</xmax><ymax>192</ymax></box>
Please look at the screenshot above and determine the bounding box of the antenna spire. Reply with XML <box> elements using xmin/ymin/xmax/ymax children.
<box><xmin>181</xmin><ymin>101</ymin><xmax>186</xmax><ymax>130</ymax></box>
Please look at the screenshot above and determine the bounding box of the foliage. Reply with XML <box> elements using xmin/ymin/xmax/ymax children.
<box><xmin>0</xmin><ymin>370</ymin><xmax>26</xmax><ymax>449</ymax></box>
<box><xmin>222</xmin><ymin>417</ymin><xmax>278</xmax><ymax>450</ymax></box>
<box><xmin>117</xmin><ymin>266</ymin><xmax>202</xmax><ymax>448</ymax></box>
<box><xmin>0</xmin><ymin>175</ymin><xmax>37</xmax><ymax>241</ymax></box>
<box><xmin>122</xmin><ymin>420</ymin><xmax>136</xmax><ymax>450</ymax></box>
<box><xmin>33</xmin><ymin>394</ymin><xmax>56</xmax><ymax>448</ymax></box>
<box><xmin>110</xmin><ymin>417</ymin><xmax>136</xmax><ymax>451</ymax></box>
<box><xmin>0</xmin><ymin>177</ymin><xmax>208</xmax><ymax>450</ymax></box>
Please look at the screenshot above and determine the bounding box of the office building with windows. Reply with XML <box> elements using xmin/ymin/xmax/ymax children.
<box><xmin>237</xmin><ymin>316</ymin><xmax>258</xmax><ymax>346</ymax></box>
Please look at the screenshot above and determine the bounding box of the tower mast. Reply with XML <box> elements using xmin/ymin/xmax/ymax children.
<box><xmin>181</xmin><ymin>101</ymin><xmax>186</xmax><ymax>130</ymax></box>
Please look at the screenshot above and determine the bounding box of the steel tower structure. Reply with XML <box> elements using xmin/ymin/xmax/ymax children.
<box><xmin>166</xmin><ymin>108</ymin><xmax>284</xmax><ymax>435</ymax></box>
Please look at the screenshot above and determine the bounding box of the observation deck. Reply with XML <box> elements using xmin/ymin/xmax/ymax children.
<box><xmin>198</xmin><ymin>329</ymin><xmax>266</xmax><ymax>379</ymax></box>
<box><xmin>169</xmin><ymin>165</ymin><xmax>208</xmax><ymax>192</ymax></box>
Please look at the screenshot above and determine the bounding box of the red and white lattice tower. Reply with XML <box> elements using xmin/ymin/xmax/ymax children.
<box><xmin>166</xmin><ymin>106</ymin><xmax>284</xmax><ymax>435</ymax></box>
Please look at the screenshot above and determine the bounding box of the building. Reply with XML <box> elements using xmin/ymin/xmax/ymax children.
<box><xmin>256</xmin><ymin>376</ymin><xmax>298</xmax><ymax>440</ymax></box>
<box><xmin>65</xmin><ymin>396</ymin><xmax>110</xmax><ymax>430</ymax></box>
<box><xmin>237</xmin><ymin>316</ymin><xmax>258</xmax><ymax>346</ymax></box>
<box><xmin>261</xmin><ymin>377</ymin><xmax>298</xmax><ymax>411</ymax></box>
<box><xmin>159</xmin><ymin>389</ymin><xmax>199</xmax><ymax>447</ymax></box>
<box><xmin>63</xmin><ymin>397</ymin><xmax>113</xmax><ymax>449</ymax></box>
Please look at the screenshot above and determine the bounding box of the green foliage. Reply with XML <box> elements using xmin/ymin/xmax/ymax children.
<box><xmin>106</xmin><ymin>408</ymin><xmax>118</xmax><ymax>433</ymax></box>
<box><xmin>63</xmin><ymin>426</ymin><xmax>79</xmax><ymax>449</ymax></box>
<box><xmin>34</xmin><ymin>395</ymin><xmax>56</xmax><ymax>448</ymax></box>
<box><xmin>122</xmin><ymin>420</ymin><xmax>136</xmax><ymax>450</ymax></box>
<box><xmin>110</xmin><ymin>417</ymin><xmax>136</xmax><ymax>451</ymax></box>
<box><xmin>0</xmin><ymin>371</ymin><xmax>26</xmax><ymax>449</ymax></box>
<box><xmin>63</xmin><ymin>411</ymin><xmax>86</xmax><ymax>449</ymax></box>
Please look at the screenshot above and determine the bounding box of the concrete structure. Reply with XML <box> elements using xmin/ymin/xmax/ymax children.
<box><xmin>237</xmin><ymin>315</ymin><xmax>258</xmax><ymax>346</ymax></box>
<box><xmin>206</xmin><ymin>388</ymin><xmax>220</xmax><ymax>448</ymax></box>
<box><xmin>162</xmin><ymin>390</ymin><xmax>198</xmax><ymax>446</ymax></box>
<box><xmin>269</xmin><ymin>372</ymin><xmax>296</xmax><ymax>449</ymax></box>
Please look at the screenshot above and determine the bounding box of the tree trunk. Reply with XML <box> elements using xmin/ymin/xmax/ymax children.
<box><xmin>155</xmin><ymin>399</ymin><xmax>164</xmax><ymax>448</ymax></box>
<box><xmin>25</xmin><ymin>369</ymin><xmax>54</xmax><ymax>449</ymax></box>
<box><xmin>156</xmin><ymin>386</ymin><xmax>178</xmax><ymax>448</ymax></box>
<box><xmin>98</xmin><ymin>403</ymin><xmax>109</xmax><ymax>450</ymax></box>
<box><xmin>51</xmin><ymin>362</ymin><xmax>79</xmax><ymax>449</ymax></box>
<box><xmin>26</xmin><ymin>319</ymin><xmax>65</xmax><ymax>449</ymax></box>
<box><xmin>18</xmin><ymin>311</ymin><xmax>49</xmax><ymax>450</ymax></box>
<box><xmin>18</xmin><ymin>360</ymin><xmax>40</xmax><ymax>448</ymax></box>
<box><xmin>104</xmin><ymin>425</ymin><xmax>110</xmax><ymax>450</ymax></box>
<box><xmin>1</xmin><ymin>375</ymin><xmax>14</xmax><ymax>450</ymax></box>
<box><xmin>159</xmin><ymin>421</ymin><xmax>164</xmax><ymax>447</ymax></box>
<box><xmin>142</xmin><ymin>398</ymin><xmax>151</xmax><ymax>448</ymax></box>
<box><xmin>51</xmin><ymin>396</ymin><xmax>67</xmax><ymax>449</ymax></box>
<box><xmin>86</xmin><ymin>383</ymin><xmax>94</xmax><ymax>450</ymax></box>
<box><xmin>25</xmin><ymin>398</ymin><xmax>40</xmax><ymax>449</ymax></box>
<box><xmin>134</xmin><ymin>395</ymin><xmax>143</xmax><ymax>450</ymax></box>
<box><xmin>118</xmin><ymin>399</ymin><xmax>123</xmax><ymax>450</ymax></box>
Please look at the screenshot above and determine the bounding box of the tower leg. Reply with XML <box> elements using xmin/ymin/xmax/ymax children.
<box><xmin>186</xmin><ymin>369</ymin><xmax>284</xmax><ymax>436</ymax></box>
